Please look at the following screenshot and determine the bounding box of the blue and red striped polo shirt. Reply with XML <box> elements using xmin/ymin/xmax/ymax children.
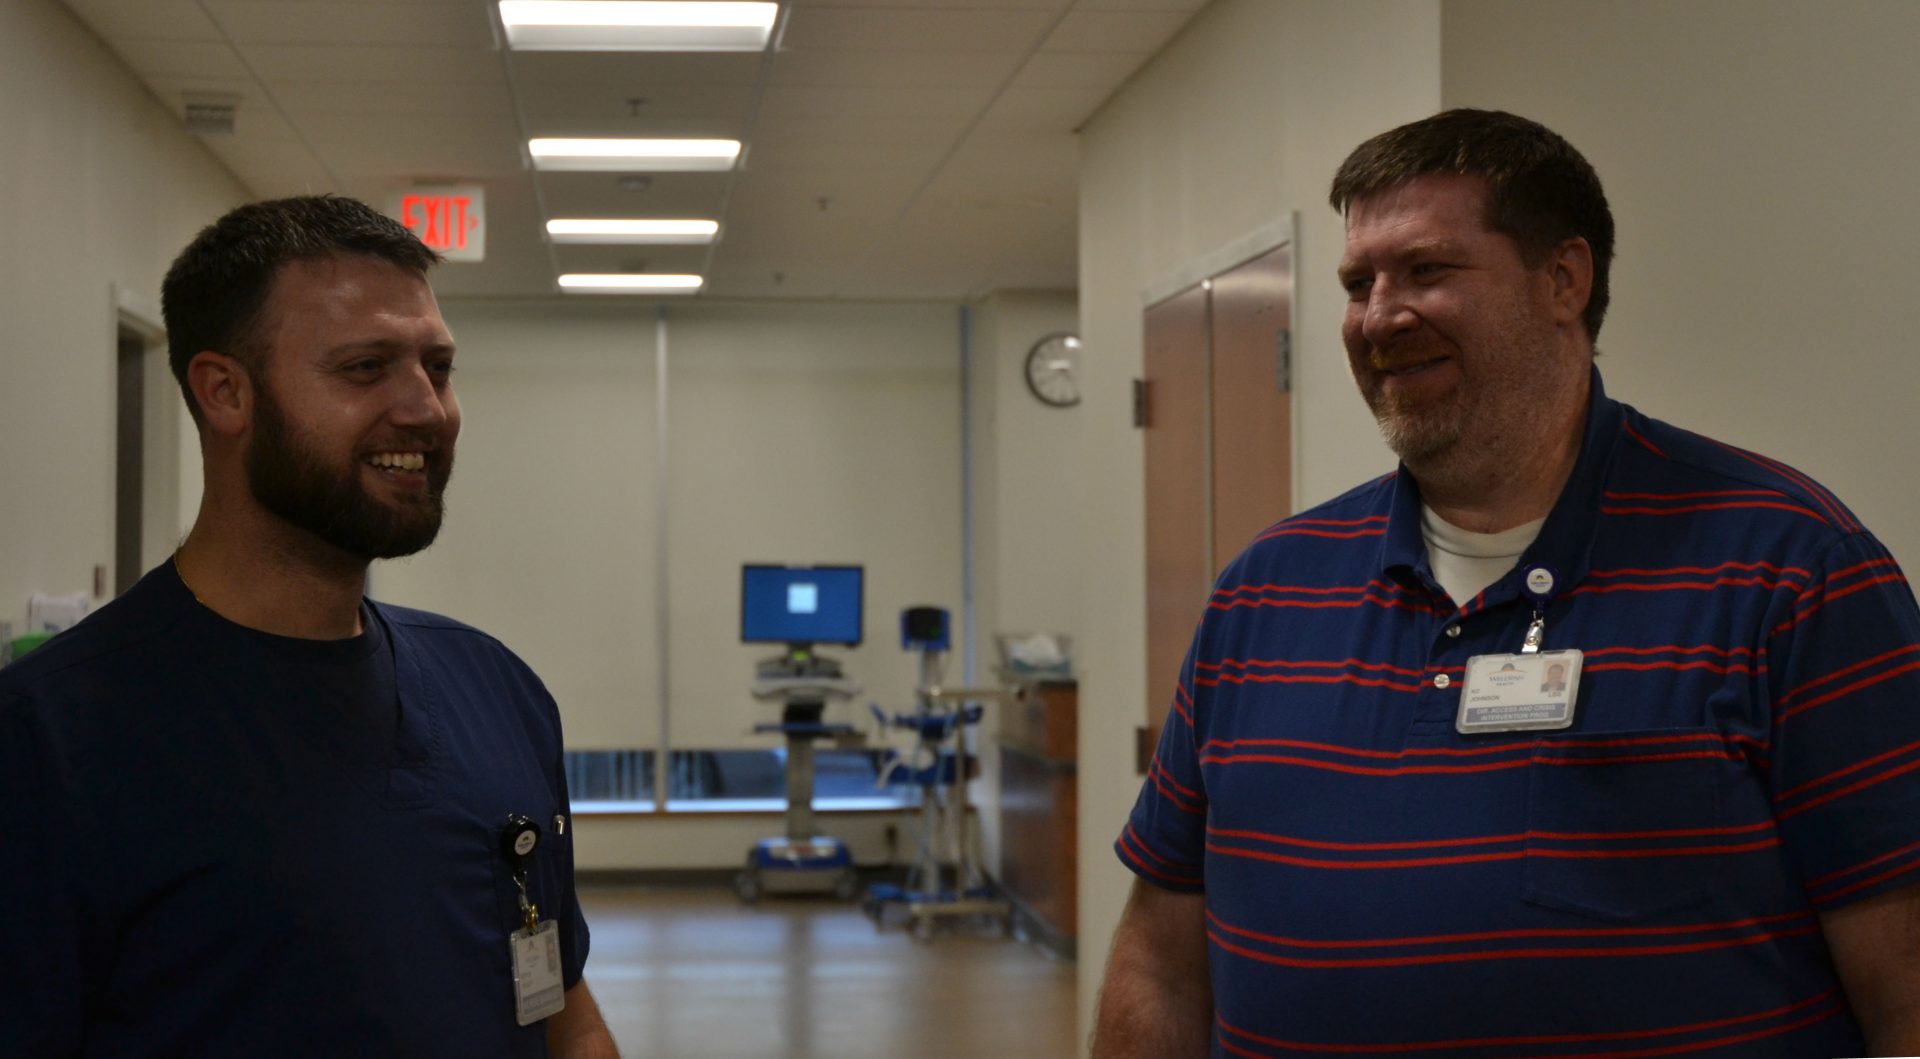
<box><xmin>1120</xmin><ymin>370</ymin><xmax>1920</xmax><ymax>1057</ymax></box>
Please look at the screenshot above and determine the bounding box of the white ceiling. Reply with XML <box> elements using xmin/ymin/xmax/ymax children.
<box><xmin>60</xmin><ymin>0</ymin><xmax>1208</xmax><ymax>300</ymax></box>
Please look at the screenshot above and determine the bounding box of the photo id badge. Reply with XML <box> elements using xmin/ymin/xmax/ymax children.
<box><xmin>510</xmin><ymin>919</ymin><xmax>566</xmax><ymax>1026</ymax></box>
<box><xmin>1456</xmin><ymin>649</ymin><xmax>1584</xmax><ymax>735</ymax></box>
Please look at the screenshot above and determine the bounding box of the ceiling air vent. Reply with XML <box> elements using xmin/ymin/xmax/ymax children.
<box><xmin>182</xmin><ymin>92</ymin><xmax>238</xmax><ymax>136</ymax></box>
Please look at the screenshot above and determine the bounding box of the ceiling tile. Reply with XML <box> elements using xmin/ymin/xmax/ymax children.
<box><xmin>143</xmin><ymin>74</ymin><xmax>263</xmax><ymax>110</ymax></box>
<box><xmin>298</xmin><ymin>111</ymin><xmax>526</xmax><ymax>177</ymax></box>
<box><xmin>1041</xmin><ymin>9</ymin><xmax>1194</xmax><ymax>53</ymax></box>
<box><xmin>900</xmin><ymin>188</ymin><xmax>1076</xmax><ymax>250</ymax></box>
<box><xmin>551</xmin><ymin>242</ymin><xmax>711</xmax><ymax>271</ymax></box>
<box><xmin>726</xmin><ymin>166</ymin><xmax>920</xmax><ymax>218</ymax></box>
<box><xmin>973</xmin><ymin>84</ymin><xmax>1113</xmax><ymax>133</ymax></box>
<box><xmin>859</xmin><ymin>195</ymin><xmax>1076</xmax><ymax>295</ymax></box>
<box><xmin>756</xmin><ymin>84</ymin><xmax>993</xmax><ymax>121</ymax></box>
<box><xmin>79</xmin><ymin>0</ymin><xmax>1106</xmax><ymax>300</ymax></box>
<box><xmin>715</xmin><ymin>197</ymin><xmax>901</xmax><ymax>260</ymax></box>
<box><xmin>1009</xmin><ymin>49</ymin><xmax>1144</xmax><ymax>88</ymax></box>
<box><xmin>269</xmin><ymin>78</ymin><xmax>516</xmax><ymax>117</ymax></box>
<box><xmin>535</xmin><ymin>172</ymin><xmax>733</xmax><ymax>218</ymax></box>
<box><xmin>768</xmin><ymin>48</ymin><xmax>1023</xmax><ymax>88</ymax></box>
<box><xmin>791</xmin><ymin>0</ymin><xmax>1064</xmax><ymax>9</ymax></box>
<box><xmin>782</xmin><ymin>7</ymin><xmax>1057</xmax><ymax>52</ymax></box>
<box><xmin>748</xmin><ymin>114</ymin><xmax>969</xmax><ymax>148</ymax></box>
<box><xmin>742</xmin><ymin>140</ymin><xmax>946</xmax><ymax>175</ymax></box>
<box><xmin>916</xmin><ymin>184</ymin><xmax>1074</xmax><ymax>219</ymax></box>
<box><xmin>61</xmin><ymin>0</ymin><xmax>223</xmax><ymax>41</ymax></box>
<box><xmin>837</xmin><ymin>264</ymin><xmax>977</xmax><ymax>299</ymax></box>
<box><xmin>216</xmin><ymin>108</ymin><xmax>302</xmax><ymax>141</ymax></box>
<box><xmin>239</xmin><ymin>43</ymin><xmax>501</xmax><ymax>86</ymax></box>
<box><xmin>702</xmin><ymin>258</ymin><xmax>859</xmax><ymax>300</ymax></box>
<box><xmin>714</xmin><ymin>226</ymin><xmax>883</xmax><ymax>265</ymax></box>
<box><xmin>514</xmin><ymin>81</ymin><xmax>755</xmax><ymax>125</ymax></box>
<box><xmin>210</xmin><ymin>0</ymin><xmax>481</xmax><ymax>6</ymax></box>
<box><xmin>522</xmin><ymin>113</ymin><xmax>750</xmax><ymax>140</ymax></box>
<box><xmin>109</xmin><ymin>38</ymin><xmax>253</xmax><ymax>79</ymax></box>
<box><xmin>198</xmin><ymin>137</ymin><xmax>339</xmax><ymax>198</ymax></box>
<box><xmin>429</xmin><ymin>250</ymin><xmax>563</xmax><ymax>299</ymax></box>
<box><xmin>1074</xmin><ymin>0</ymin><xmax>1208</xmax><ymax>10</ymax></box>
<box><xmin>203</xmin><ymin>1</ymin><xmax>495</xmax><ymax>47</ymax></box>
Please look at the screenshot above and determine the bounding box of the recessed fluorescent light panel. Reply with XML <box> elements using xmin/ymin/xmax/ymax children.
<box><xmin>528</xmin><ymin>138</ymin><xmax>741</xmax><ymax>172</ymax></box>
<box><xmin>546</xmin><ymin>219</ymin><xmax>719</xmax><ymax>244</ymax></box>
<box><xmin>500</xmin><ymin>1</ymin><xmax>778</xmax><ymax>51</ymax></box>
<box><xmin>559</xmin><ymin>273</ymin><xmax>705</xmax><ymax>294</ymax></box>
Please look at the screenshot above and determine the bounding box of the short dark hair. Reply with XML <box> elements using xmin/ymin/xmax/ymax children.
<box><xmin>160</xmin><ymin>195</ymin><xmax>439</xmax><ymax>423</ymax></box>
<box><xmin>1329</xmin><ymin>109</ymin><xmax>1615</xmax><ymax>342</ymax></box>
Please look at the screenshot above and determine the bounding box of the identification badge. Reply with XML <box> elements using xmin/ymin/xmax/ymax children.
<box><xmin>1456</xmin><ymin>649</ymin><xmax>1583</xmax><ymax>734</ymax></box>
<box><xmin>510</xmin><ymin>919</ymin><xmax>567</xmax><ymax>1025</ymax></box>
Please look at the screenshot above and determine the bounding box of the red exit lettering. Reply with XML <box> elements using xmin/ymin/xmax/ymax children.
<box><xmin>400</xmin><ymin>194</ymin><xmax>476</xmax><ymax>251</ymax></box>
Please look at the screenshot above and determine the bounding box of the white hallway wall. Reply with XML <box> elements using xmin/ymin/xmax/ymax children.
<box><xmin>1072</xmin><ymin>0</ymin><xmax>1920</xmax><ymax>1050</ymax></box>
<box><xmin>1442</xmin><ymin>0</ymin><xmax>1920</xmax><ymax>566</ymax></box>
<box><xmin>966</xmin><ymin>289</ymin><xmax>1081</xmax><ymax>878</ymax></box>
<box><xmin>0</xmin><ymin>0</ymin><xmax>243</xmax><ymax>623</ymax></box>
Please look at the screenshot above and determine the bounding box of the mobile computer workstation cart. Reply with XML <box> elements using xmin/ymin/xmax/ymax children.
<box><xmin>864</xmin><ymin>606</ymin><xmax>1011</xmax><ymax>939</ymax></box>
<box><xmin>734</xmin><ymin>563</ymin><xmax>865</xmax><ymax>903</ymax></box>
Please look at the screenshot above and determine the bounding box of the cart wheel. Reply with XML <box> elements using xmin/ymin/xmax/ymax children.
<box><xmin>734</xmin><ymin>870</ymin><xmax>762</xmax><ymax>904</ymax></box>
<box><xmin>833</xmin><ymin>868</ymin><xmax>860</xmax><ymax>901</ymax></box>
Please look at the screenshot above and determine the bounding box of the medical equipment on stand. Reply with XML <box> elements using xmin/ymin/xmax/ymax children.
<box><xmin>733</xmin><ymin>565</ymin><xmax>867</xmax><ymax>904</ymax></box>
<box><xmin>863</xmin><ymin>606</ymin><xmax>1011</xmax><ymax>940</ymax></box>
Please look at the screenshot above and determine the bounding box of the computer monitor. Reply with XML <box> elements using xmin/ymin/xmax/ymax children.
<box><xmin>741</xmin><ymin>564</ymin><xmax>864</xmax><ymax>647</ymax></box>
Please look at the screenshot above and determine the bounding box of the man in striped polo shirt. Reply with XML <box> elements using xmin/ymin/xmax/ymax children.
<box><xmin>1093</xmin><ymin>110</ymin><xmax>1920</xmax><ymax>1058</ymax></box>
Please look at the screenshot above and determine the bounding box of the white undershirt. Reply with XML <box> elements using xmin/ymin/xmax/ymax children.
<box><xmin>1420</xmin><ymin>505</ymin><xmax>1546</xmax><ymax>607</ymax></box>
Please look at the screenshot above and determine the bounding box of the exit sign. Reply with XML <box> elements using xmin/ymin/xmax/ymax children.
<box><xmin>389</xmin><ymin>186</ymin><xmax>486</xmax><ymax>262</ymax></box>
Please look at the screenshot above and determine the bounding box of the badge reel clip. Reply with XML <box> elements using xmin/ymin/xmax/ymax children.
<box><xmin>501</xmin><ymin>813</ymin><xmax>566</xmax><ymax>1025</ymax></box>
<box><xmin>1455</xmin><ymin>565</ymin><xmax>1584</xmax><ymax>736</ymax></box>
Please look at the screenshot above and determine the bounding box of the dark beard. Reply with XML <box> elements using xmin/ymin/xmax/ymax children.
<box><xmin>245</xmin><ymin>383</ymin><xmax>452</xmax><ymax>561</ymax></box>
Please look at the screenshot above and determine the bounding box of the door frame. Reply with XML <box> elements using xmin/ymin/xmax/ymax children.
<box><xmin>109</xmin><ymin>283</ymin><xmax>180</xmax><ymax>593</ymax></box>
<box><xmin>1136</xmin><ymin>214</ymin><xmax>1301</xmax><ymax>762</ymax></box>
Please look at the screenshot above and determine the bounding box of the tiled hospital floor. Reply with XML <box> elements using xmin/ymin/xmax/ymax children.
<box><xmin>578</xmin><ymin>885</ymin><xmax>1079</xmax><ymax>1059</ymax></box>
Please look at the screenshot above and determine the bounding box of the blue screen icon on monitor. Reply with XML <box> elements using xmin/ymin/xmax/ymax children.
<box><xmin>788</xmin><ymin>583</ymin><xmax>819</xmax><ymax>614</ymax></box>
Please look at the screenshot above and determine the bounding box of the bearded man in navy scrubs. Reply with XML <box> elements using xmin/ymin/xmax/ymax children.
<box><xmin>1093</xmin><ymin>111</ymin><xmax>1920</xmax><ymax>1057</ymax></box>
<box><xmin>0</xmin><ymin>196</ymin><xmax>618</xmax><ymax>1058</ymax></box>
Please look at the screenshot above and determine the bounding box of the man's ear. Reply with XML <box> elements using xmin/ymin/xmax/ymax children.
<box><xmin>1547</xmin><ymin>237</ymin><xmax>1595</xmax><ymax>328</ymax></box>
<box><xmin>187</xmin><ymin>351</ymin><xmax>252</xmax><ymax>438</ymax></box>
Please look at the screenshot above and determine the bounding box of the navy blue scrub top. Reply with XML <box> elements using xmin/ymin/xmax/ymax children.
<box><xmin>0</xmin><ymin>561</ymin><xmax>588</xmax><ymax>1058</ymax></box>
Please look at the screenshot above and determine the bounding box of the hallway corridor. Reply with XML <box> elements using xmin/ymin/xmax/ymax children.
<box><xmin>579</xmin><ymin>885</ymin><xmax>1078</xmax><ymax>1059</ymax></box>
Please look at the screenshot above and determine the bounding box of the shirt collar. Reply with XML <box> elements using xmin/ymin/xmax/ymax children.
<box><xmin>1379</xmin><ymin>365</ymin><xmax>1622</xmax><ymax>614</ymax></box>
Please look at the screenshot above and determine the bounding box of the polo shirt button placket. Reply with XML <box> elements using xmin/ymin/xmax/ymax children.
<box><xmin>1410</xmin><ymin>609</ymin><xmax>1471</xmax><ymax>737</ymax></box>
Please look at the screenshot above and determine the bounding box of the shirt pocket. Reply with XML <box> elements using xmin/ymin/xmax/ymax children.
<box><xmin>492</xmin><ymin>802</ymin><xmax>573</xmax><ymax>934</ymax></box>
<box><xmin>1520</xmin><ymin>727</ymin><xmax>1731</xmax><ymax>923</ymax></box>
<box><xmin>526</xmin><ymin>807</ymin><xmax>573</xmax><ymax>924</ymax></box>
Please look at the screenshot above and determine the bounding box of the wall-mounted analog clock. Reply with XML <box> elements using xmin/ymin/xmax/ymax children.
<box><xmin>1024</xmin><ymin>332</ymin><xmax>1082</xmax><ymax>408</ymax></box>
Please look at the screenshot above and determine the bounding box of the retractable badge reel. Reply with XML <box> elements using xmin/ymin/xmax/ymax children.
<box><xmin>1455</xmin><ymin>565</ymin><xmax>1584</xmax><ymax>735</ymax></box>
<box><xmin>501</xmin><ymin>813</ymin><xmax>566</xmax><ymax>1025</ymax></box>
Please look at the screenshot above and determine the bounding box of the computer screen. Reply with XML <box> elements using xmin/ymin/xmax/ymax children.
<box><xmin>740</xmin><ymin>564</ymin><xmax>864</xmax><ymax>646</ymax></box>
